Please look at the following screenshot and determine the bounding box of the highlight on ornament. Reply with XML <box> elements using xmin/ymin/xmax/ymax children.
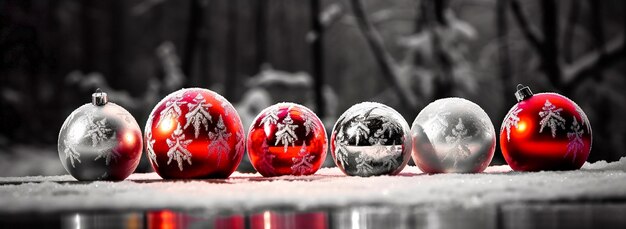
<box><xmin>144</xmin><ymin>88</ymin><xmax>245</xmax><ymax>179</ymax></box>
<box><xmin>330</xmin><ymin>102</ymin><xmax>412</xmax><ymax>177</ymax></box>
<box><xmin>247</xmin><ymin>102</ymin><xmax>327</xmax><ymax>177</ymax></box>
<box><xmin>411</xmin><ymin>97</ymin><xmax>496</xmax><ymax>173</ymax></box>
<box><xmin>500</xmin><ymin>84</ymin><xmax>592</xmax><ymax>171</ymax></box>
<box><xmin>58</xmin><ymin>89</ymin><xmax>143</xmax><ymax>181</ymax></box>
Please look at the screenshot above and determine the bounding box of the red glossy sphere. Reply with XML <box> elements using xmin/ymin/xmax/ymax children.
<box><xmin>247</xmin><ymin>103</ymin><xmax>327</xmax><ymax>177</ymax></box>
<box><xmin>500</xmin><ymin>93</ymin><xmax>592</xmax><ymax>171</ymax></box>
<box><xmin>145</xmin><ymin>88</ymin><xmax>245</xmax><ymax>179</ymax></box>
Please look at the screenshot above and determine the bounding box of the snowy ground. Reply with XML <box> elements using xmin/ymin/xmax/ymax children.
<box><xmin>1</xmin><ymin>158</ymin><xmax>626</xmax><ymax>214</ymax></box>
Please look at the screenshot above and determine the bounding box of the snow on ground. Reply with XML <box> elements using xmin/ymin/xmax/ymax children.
<box><xmin>1</xmin><ymin>158</ymin><xmax>626</xmax><ymax>213</ymax></box>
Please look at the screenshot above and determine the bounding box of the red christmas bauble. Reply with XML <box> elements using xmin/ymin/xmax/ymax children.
<box><xmin>500</xmin><ymin>85</ymin><xmax>592</xmax><ymax>171</ymax></box>
<box><xmin>247</xmin><ymin>103</ymin><xmax>327</xmax><ymax>177</ymax></box>
<box><xmin>145</xmin><ymin>88</ymin><xmax>245</xmax><ymax>179</ymax></box>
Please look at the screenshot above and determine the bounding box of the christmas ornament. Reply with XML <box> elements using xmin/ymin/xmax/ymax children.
<box><xmin>247</xmin><ymin>103</ymin><xmax>327</xmax><ymax>177</ymax></box>
<box><xmin>411</xmin><ymin>98</ymin><xmax>496</xmax><ymax>173</ymax></box>
<box><xmin>58</xmin><ymin>89</ymin><xmax>143</xmax><ymax>181</ymax></box>
<box><xmin>145</xmin><ymin>88</ymin><xmax>245</xmax><ymax>179</ymax></box>
<box><xmin>500</xmin><ymin>85</ymin><xmax>592</xmax><ymax>171</ymax></box>
<box><xmin>330</xmin><ymin>102</ymin><xmax>411</xmax><ymax>176</ymax></box>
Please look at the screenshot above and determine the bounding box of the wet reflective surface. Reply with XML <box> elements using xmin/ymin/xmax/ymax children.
<box><xmin>2</xmin><ymin>202</ymin><xmax>626</xmax><ymax>228</ymax></box>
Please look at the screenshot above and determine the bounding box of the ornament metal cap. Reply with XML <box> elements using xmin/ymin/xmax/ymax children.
<box><xmin>92</xmin><ymin>88</ymin><xmax>108</xmax><ymax>106</ymax></box>
<box><xmin>514</xmin><ymin>84</ymin><xmax>533</xmax><ymax>102</ymax></box>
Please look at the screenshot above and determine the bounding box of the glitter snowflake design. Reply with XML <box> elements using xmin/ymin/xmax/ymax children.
<box><xmin>63</xmin><ymin>139</ymin><xmax>81</xmax><ymax>168</ymax></box>
<box><xmin>275</xmin><ymin>113</ymin><xmax>299</xmax><ymax>153</ymax></box>
<box><xmin>259</xmin><ymin>108</ymin><xmax>280</xmax><ymax>128</ymax></box>
<box><xmin>220</xmin><ymin>97</ymin><xmax>231</xmax><ymax>117</ymax></box>
<box><xmin>208</xmin><ymin>115</ymin><xmax>231</xmax><ymax>166</ymax></box>
<box><xmin>184</xmin><ymin>94</ymin><xmax>213</xmax><ymax>138</ymax></box>
<box><xmin>444</xmin><ymin>118</ymin><xmax>471</xmax><ymax>168</ymax></box>
<box><xmin>233</xmin><ymin>131</ymin><xmax>244</xmax><ymax>160</ymax></box>
<box><xmin>565</xmin><ymin>116</ymin><xmax>585</xmax><ymax>162</ymax></box>
<box><xmin>355</xmin><ymin>153</ymin><xmax>374</xmax><ymax>175</ymax></box>
<box><xmin>378</xmin><ymin>143</ymin><xmax>401</xmax><ymax>171</ymax></box>
<box><xmin>146</xmin><ymin>131</ymin><xmax>158</xmax><ymax>167</ymax></box>
<box><xmin>83</xmin><ymin>115</ymin><xmax>114</xmax><ymax>147</ymax></box>
<box><xmin>166</xmin><ymin>123</ymin><xmax>193</xmax><ymax>171</ymax></box>
<box><xmin>502</xmin><ymin>106</ymin><xmax>523</xmax><ymax>142</ymax></box>
<box><xmin>302</xmin><ymin>113</ymin><xmax>317</xmax><ymax>136</ymax></box>
<box><xmin>424</xmin><ymin>111</ymin><xmax>451</xmax><ymax>136</ymax></box>
<box><xmin>291</xmin><ymin>142</ymin><xmax>315</xmax><ymax>175</ymax></box>
<box><xmin>539</xmin><ymin>100</ymin><xmax>566</xmax><ymax>137</ymax></box>
<box><xmin>334</xmin><ymin>127</ymin><xmax>350</xmax><ymax>168</ymax></box>
<box><xmin>158</xmin><ymin>92</ymin><xmax>185</xmax><ymax>127</ymax></box>
<box><xmin>378</xmin><ymin>117</ymin><xmax>399</xmax><ymax>139</ymax></box>
<box><xmin>350</xmin><ymin>114</ymin><xmax>371</xmax><ymax>145</ymax></box>
<box><xmin>94</xmin><ymin>138</ymin><xmax>121</xmax><ymax>165</ymax></box>
<box><xmin>575</xmin><ymin>105</ymin><xmax>591</xmax><ymax>134</ymax></box>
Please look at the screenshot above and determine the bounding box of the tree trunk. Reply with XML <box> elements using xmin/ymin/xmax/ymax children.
<box><xmin>310</xmin><ymin>0</ymin><xmax>325</xmax><ymax>118</ymax></box>
<box><xmin>540</xmin><ymin>0</ymin><xmax>562</xmax><ymax>90</ymax></box>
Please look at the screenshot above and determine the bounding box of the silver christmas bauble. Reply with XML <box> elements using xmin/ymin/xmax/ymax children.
<box><xmin>58</xmin><ymin>90</ymin><xmax>143</xmax><ymax>181</ymax></box>
<box><xmin>411</xmin><ymin>98</ymin><xmax>495</xmax><ymax>173</ymax></box>
<box><xmin>331</xmin><ymin>102</ymin><xmax>412</xmax><ymax>176</ymax></box>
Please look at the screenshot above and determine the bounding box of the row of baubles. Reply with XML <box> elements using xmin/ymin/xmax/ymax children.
<box><xmin>58</xmin><ymin>87</ymin><xmax>592</xmax><ymax>181</ymax></box>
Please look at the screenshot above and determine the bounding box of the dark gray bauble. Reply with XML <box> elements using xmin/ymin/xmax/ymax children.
<box><xmin>331</xmin><ymin>102</ymin><xmax>412</xmax><ymax>176</ymax></box>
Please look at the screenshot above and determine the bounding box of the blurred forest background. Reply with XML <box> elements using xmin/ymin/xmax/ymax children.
<box><xmin>1</xmin><ymin>0</ymin><xmax>625</xmax><ymax>176</ymax></box>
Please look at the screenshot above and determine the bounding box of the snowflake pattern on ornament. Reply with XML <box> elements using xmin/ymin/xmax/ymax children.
<box><xmin>184</xmin><ymin>94</ymin><xmax>213</xmax><ymax>138</ymax></box>
<box><xmin>444</xmin><ymin>118</ymin><xmax>471</xmax><ymax>168</ymax></box>
<box><xmin>334</xmin><ymin>127</ymin><xmax>350</xmax><ymax>168</ymax></box>
<box><xmin>94</xmin><ymin>137</ymin><xmax>121</xmax><ymax>165</ymax></box>
<box><xmin>63</xmin><ymin>139</ymin><xmax>81</xmax><ymax>168</ymax></box>
<box><xmin>275</xmin><ymin>113</ymin><xmax>299</xmax><ymax>153</ymax></box>
<box><xmin>302</xmin><ymin>113</ymin><xmax>317</xmax><ymax>136</ymax></box>
<box><xmin>166</xmin><ymin>123</ymin><xmax>193</xmax><ymax>171</ymax></box>
<box><xmin>502</xmin><ymin>106</ymin><xmax>523</xmax><ymax>142</ymax></box>
<box><xmin>565</xmin><ymin>116</ymin><xmax>585</xmax><ymax>162</ymax></box>
<box><xmin>355</xmin><ymin>153</ymin><xmax>374</xmax><ymax>175</ymax></box>
<box><xmin>538</xmin><ymin>100</ymin><xmax>566</xmax><ymax>137</ymax></box>
<box><xmin>158</xmin><ymin>92</ymin><xmax>185</xmax><ymax>127</ymax></box>
<box><xmin>377</xmin><ymin>142</ymin><xmax>401</xmax><ymax>171</ymax></box>
<box><xmin>424</xmin><ymin>111</ymin><xmax>451</xmax><ymax>136</ymax></box>
<box><xmin>378</xmin><ymin>117</ymin><xmax>399</xmax><ymax>139</ymax></box>
<box><xmin>259</xmin><ymin>108</ymin><xmax>280</xmax><ymax>127</ymax></box>
<box><xmin>291</xmin><ymin>142</ymin><xmax>315</xmax><ymax>175</ymax></box>
<box><xmin>574</xmin><ymin>105</ymin><xmax>591</xmax><ymax>134</ymax></box>
<box><xmin>146</xmin><ymin>131</ymin><xmax>158</xmax><ymax>166</ymax></box>
<box><xmin>234</xmin><ymin>131</ymin><xmax>244</xmax><ymax>160</ymax></box>
<box><xmin>83</xmin><ymin>115</ymin><xmax>115</xmax><ymax>147</ymax></box>
<box><xmin>350</xmin><ymin>114</ymin><xmax>371</xmax><ymax>145</ymax></box>
<box><xmin>208</xmin><ymin>115</ymin><xmax>232</xmax><ymax>166</ymax></box>
<box><xmin>220</xmin><ymin>98</ymin><xmax>231</xmax><ymax>117</ymax></box>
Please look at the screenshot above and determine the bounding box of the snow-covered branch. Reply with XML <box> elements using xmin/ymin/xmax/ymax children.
<box><xmin>563</xmin><ymin>35</ymin><xmax>626</xmax><ymax>90</ymax></box>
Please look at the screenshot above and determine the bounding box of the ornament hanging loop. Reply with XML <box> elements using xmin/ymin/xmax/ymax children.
<box><xmin>92</xmin><ymin>88</ymin><xmax>109</xmax><ymax>106</ymax></box>
<box><xmin>515</xmin><ymin>84</ymin><xmax>533</xmax><ymax>102</ymax></box>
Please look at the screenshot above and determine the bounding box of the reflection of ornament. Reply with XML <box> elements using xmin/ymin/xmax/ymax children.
<box><xmin>500</xmin><ymin>85</ymin><xmax>592</xmax><ymax>171</ymax></box>
<box><xmin>411</xmin><ymin>98</ymin><xmax>496</xmax><ymax>173</ymax></box>
<box><xmin>330</xmin><ymin>102</ymin><xmax>411</xmax><ymax>176</ymax></box>
<box><xmin>145</xmin><ymin>88</ymin><xmax>244</xmax><ymax>179</ymax></box>
<box><xmin>247</xmin><ymin>103</ymin><xmax>327</xmax><ymax>177</ymax></box>
<box><xmin>58</xmin><ymin>89</ymin><xmax>143</xmax><ymax>181</ymax></box>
